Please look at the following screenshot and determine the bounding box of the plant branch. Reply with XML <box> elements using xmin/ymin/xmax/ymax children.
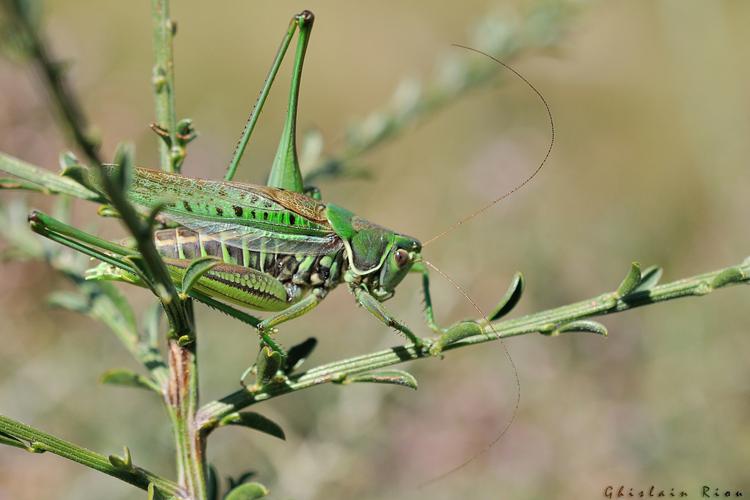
<box><xmin>2</xmin><ymin>0</ymin><xmax>102</xmax><ymax>165</ymax></box>
<box><xmin>0</xmin><ymin>414</ymin><xmax>181</xmax><ymax>497</ymax></box>
<box><xmin>150</xmin><ymin>0</ymin><xmax>181</xmax><ymax>173</ymax></box>
<box><xmin>196</xmin><ymin>258</ymin><xmax>749</xmax><ymax>426</ymax></box>
<box><xmin>1</xmin><ymin>0</ymin><xmax>191</xmax><ymax>338</ymax></box>
<box><xmin>149</xmin><ymin>2</ymin><xmax>206</xmax><ymax>499</ymax></box>
<box><xmin>3</xmin><ymin>1</ymin><xmax>204</xmax><ymax>496</ymax></box>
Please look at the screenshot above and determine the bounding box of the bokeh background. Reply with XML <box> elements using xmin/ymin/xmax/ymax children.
<box><xmin>1</xmin><ymin>1</ymin><xmax>749</xmax><ymax>499</ymax></box>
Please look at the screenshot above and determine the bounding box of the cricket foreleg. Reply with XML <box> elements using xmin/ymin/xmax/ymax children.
<box><xmin>353</xmin><ymin>287</ymin><xmax>427</xmax><ymax>351</ymax></box>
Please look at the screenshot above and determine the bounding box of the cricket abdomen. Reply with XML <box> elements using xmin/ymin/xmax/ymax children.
<box><xmin>154</xmin><ymin>227</ymin><xmax>346</xmax><ymax>306</ymax></box>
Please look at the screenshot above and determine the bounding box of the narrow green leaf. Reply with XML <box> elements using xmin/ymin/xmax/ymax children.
<box><xmin>547</xmin><ymin>320</ymin><xmax>608</xmax><ymax>337</ymax></box>
<box><xmin>430</xmin><ymin>320</ymin><xmax>484</xmax><ymax>355</ymax></box>
<box><xmin>122</xmin><ymin>255</ymin><xmax>154</xmax><ymax>286</ymax></box>
<box><xmin>148</xmin><ymin>482</ymin><xmax>174</xmax><ymax>500</ymax></box>
<box><xmin>488</xmin><ymin>272</ymin><xmax>524</xmax><ymax>321</ymax></box>
<box><xmin>227</xmin><ymin>472</ymin><xmax>257</xmax><ymax>491</ymax></box>
<box><xmin>341</xmin><ymin>369</ymin><xmax>418</xmax><ymax>390</ymax></box>
<box><xmin>0</xmin><ymin>151</ymin><xmax>99</xmax><ymax>200</ymax></box>
<box><xmin>58</xmin><ymin>151</ymin><xmax>101</xmax><ymax>195</ymax></box>
<box><xmin>108</xmin><ymin>446</ymin><xmax>134</xmax><ymax>472</ymax></box>
<box><xmin>616</xmin><ymin>262</ymin><xmax>642</xmax><ymax>297</ymax></box>
<box><xmin>110</xmin><ymin>143</ymin><xmax>135</xmax><ymax>193</ymax></box>
<box><xmin>224</xmin><ymin>482</ymin><xmax>269</xmax><ymax>500</ymax></box>
<box><xmin>123</xmin><ymin>446</ymin><xmax>132</xmax><ymax>467</ymax></box>
<box><xmin>710</xmin><ymin>267</ymin><xmax>745</xmax><ymax>289</ymax></box>
<box><xmin>59</xmin><ymin>151</ymin><xmax>80</xmax><ymax>170</ymax></box>
<box><xmin>47</xmin><ymin>291</ymin><xmax>90</xmax><ymax>313</ymax></box>
<box><xmin>284</xmin><ymin>337</ymin><xmax>317</xmax><ymax>373</ymax></box>
<box><xmin>100</xmin><ymin>369</ymin><xmax>160</xmax><ymax>393</ymax></box>
<box><xmin>181</xmin><ymin>256</ymin><xmax>221</xmax><ymax>295</ymax></box>
<box><xmin>255</xmin><ymin>346</ymin><xmax>283</xmax><ymax>386</ymax></box>
<box><xmin>0</xmin><ymin>431</ymin><xmax>28</xmax><ymax>450</ymax></box>
<box><xmin>632</xmin><ymin>265</ymin><xmax>663</xmax><ymax>293</ymax></box>
<box><xmin>0</xmin><ymin>177</ymin><xmax>46</xmax><ymax>192</ymax></box>
<box><xmin>218</xmin><ymin>412</ymin><xmax>286</xmax><ymax>440</ymax></box>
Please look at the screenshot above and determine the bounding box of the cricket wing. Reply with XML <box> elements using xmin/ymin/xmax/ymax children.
<box><xmin>128</xmin><ymin>168</ymin><xmax>331</xmax><ymax>236</ymax></box>
<box><xmin>164</xmin><ymin>213</ymin><xmax>343</xmax><ymax>256</ymax></box>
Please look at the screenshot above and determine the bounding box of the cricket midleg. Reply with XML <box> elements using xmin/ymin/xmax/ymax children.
<box><xmin>411</xmin><ymin>261</ymin><xmax>485</xmax><ymax>354</ymax></box>
<box><xmin>257</xmin><ymin>287</ymin><xmax>325</xmax><ymax>333</ymax></box>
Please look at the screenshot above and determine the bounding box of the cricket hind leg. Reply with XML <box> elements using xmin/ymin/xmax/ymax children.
<box><xmin>224</xmin><ymin>10</ymin><xmax>314</xmax><ymax>190</ymax></box>
<box><xmin>266</xmin><ymin>11</ymin><xmax>315</xmax><ymax>193</ymax></box>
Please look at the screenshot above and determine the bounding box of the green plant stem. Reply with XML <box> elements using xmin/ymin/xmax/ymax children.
<box><xmin>4</xmin><ymin>1</ymin><xmax>204</xmax><ymax>496</ymax></box>
<box><xmin>3</xmin><ymin>0</ymin><xmax>102</xmax><ymax>165</ymax></box>
<box><xmin>150</xmin><ymin>0</ymin><xmax>180</xmax><ymax>173</ymax></box>
<box><xmin>196</xmin><ymin>259</ymin><xmax>750</xmax><ymax>427</ymax></box>
<box><xmin>149</xmin><ymin>2</ymin><xmax>206</xmax><ymax>499</ymax></box>
<box><xmin>0</xmin><ymin>414</ymin><xmax>181</xmax><ymax>497</ymax></box>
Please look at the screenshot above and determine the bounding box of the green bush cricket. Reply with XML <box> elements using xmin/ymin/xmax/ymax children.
<box><xmin>26</xmin><ymin>11</ymin><xmax>470</xmax><ymax>360</ymax></box>
<box><xmin>27</xmin><ymin>10</ymin><xmax>551</xmax><ymax>381</ymax></box>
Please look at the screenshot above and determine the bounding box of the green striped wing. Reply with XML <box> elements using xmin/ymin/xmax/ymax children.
<box><xmin>128</xmin><ymin>168</ymin><xmax>342</xmax><ymax>256</ymax></box>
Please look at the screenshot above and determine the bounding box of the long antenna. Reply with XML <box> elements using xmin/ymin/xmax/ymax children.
<box><xmin>422</xmin><ymin>45</ymin><xmax>554</xmax><ymax>247</ymax></box>
<box><xmin>417</xmin><ymin>45</ymin><xmax>554</xmax><ymax>487</ymax></box>
<box><xmin>418</xmin><ymin>260</ymin><xmax>521</xmax><ymax>487</ymax></box>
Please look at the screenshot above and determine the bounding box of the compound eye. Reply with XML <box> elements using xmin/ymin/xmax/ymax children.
<box><xmin>394</xmin><ymin>248</ymin><xmax>410</xmax><ymax>267</ymax></box>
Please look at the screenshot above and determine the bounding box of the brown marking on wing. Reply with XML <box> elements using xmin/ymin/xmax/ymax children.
<box><xmin>230</xmin><ymin>183</ymin><xmax>329</xmax><ymax>224</ymax></box>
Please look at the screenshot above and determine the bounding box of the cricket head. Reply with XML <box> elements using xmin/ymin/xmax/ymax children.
<box><xmin>326</xmin><ymin>204</ymin><xmax>421</xmax><ymax>300</ymax></box>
